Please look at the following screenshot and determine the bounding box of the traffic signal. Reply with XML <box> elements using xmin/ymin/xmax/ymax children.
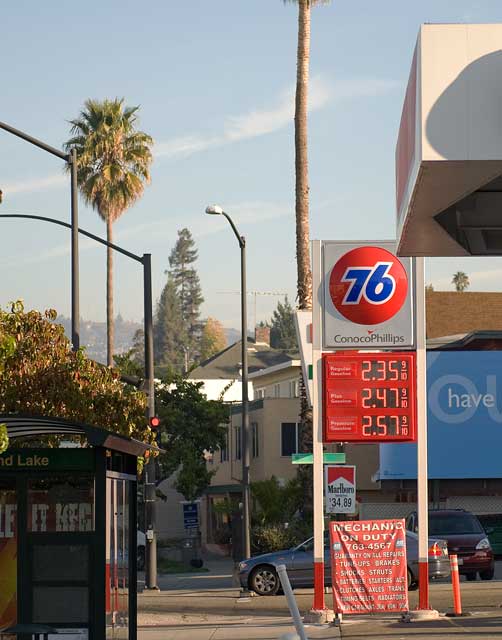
<box><xmin>149</xmin><ymin>416</ymin><xmax>160</xmax><ymax>430</ymax></box>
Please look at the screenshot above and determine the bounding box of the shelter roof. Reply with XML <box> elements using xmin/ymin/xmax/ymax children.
<box><xmin>1</xmin><ymin>414</ymin><xmax>158</xmax><ymax>457</ymax></box>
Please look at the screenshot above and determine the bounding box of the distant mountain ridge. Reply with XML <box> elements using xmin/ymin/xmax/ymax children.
<box><xmin>55</xmin><ymin>316</ymin><xmax>240</xmax><ymax>364</ymax></box>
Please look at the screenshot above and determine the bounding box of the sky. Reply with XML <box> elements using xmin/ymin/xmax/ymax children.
<box><xmin>2</xmin><ymin>1</ymin><xmax>502</xmax><ymax>333</ymax></box>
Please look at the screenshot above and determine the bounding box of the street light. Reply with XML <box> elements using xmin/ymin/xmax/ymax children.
<box><xmin>0</xmin><ymin>212</ymin><xmax>158</xmax><ymax>588</ymax></box>
<box><xmin>205</xmin><ymin>204</ymin><xmax>251</xmax><ymax>561</ymax></box>
<box><xmin>0</xmin><ymin>121</ymin><xmax>80</xmax><ymax>349</ymax></box>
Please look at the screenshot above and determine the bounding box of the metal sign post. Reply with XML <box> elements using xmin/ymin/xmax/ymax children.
<box><xmin>415</xmin><ymin>257</ymin><xmax>431</xmax><ymax>610</ymax></box>
<box><xmin>311</xmin><ymin>240</ymin><xmax>328</xmax><ymax>615</ymax></box>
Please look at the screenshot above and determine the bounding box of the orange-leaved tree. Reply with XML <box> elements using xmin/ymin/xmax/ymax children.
<box><xmin>0</xmin><ymin>301</ymin><xmax>152</xmax><ymax>451</ymax></box>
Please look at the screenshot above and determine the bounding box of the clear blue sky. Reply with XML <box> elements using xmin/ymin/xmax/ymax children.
<box><xmin>2</xmin><ymin>1</ymin><xmax>502</xmax><ymax>331</ymax></box>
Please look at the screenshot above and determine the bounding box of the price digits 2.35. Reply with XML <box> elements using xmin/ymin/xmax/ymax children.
<box><xmin>361</xmin><ymin>359</ymin><xmax>409</xmax><ymax>381</ymax></box>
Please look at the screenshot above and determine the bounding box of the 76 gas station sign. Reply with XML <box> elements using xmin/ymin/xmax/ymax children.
<box><xmin>322</xmin><ymin>242</ymin><xmax>415</xmax><ymax>350</ymax></box>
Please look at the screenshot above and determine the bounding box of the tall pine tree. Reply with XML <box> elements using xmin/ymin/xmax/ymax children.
<box><xmin>168</xmin><ymin>228</ymin><xmax>204</xmax><ymax>366</ymax></box>
<box><xmin>270</xmin><ymin>297</ymin><xmax>297</xmax><ymax>350</ymax></box>
<box><xmin>153</xmin><ymin>275</ymin><xmax>187</xmax><ymax>372</ymax></box>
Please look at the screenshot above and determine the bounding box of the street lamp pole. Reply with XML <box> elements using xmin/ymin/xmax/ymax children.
<box><xmin>205</xmin><ymin>205</ymin><xmax>251</xmax><ymax>560</ymax></box>
<box><xmin>0</xmin><ymin>120</ymin><xmax>80</xmax><ymax>349</ymax></box>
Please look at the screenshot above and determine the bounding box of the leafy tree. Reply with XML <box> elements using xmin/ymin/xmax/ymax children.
<box><xmin>65</xmin><ymin>98</ymin><xmax>153</xmax><ymax>366</ymax></box>
<box><xmin>251</xmin><ymin>476</ymin><xmax>303</xmax><ymax>525</ymax></box>
<box><xmin>168</xmin><ymin>229</ymin><xmax>204</xmax><ymax>365</ymax></box>
<box><xmin>114</xmin><ymin>328</ymin><xmax>145</xmax><ymax>379</ymax></box>
<box><xmin>155</xmin><ymin>373</ymin><xmax>229</xmax><ymax>501</ymax></box>
<box><xmin>153</xmin><ymin>275</ymin><xmax>187</xmax><ymax>373</ymax></box>
<box><xmin>199</xmin><ymin>317</ymin><xmax>227</xmax><ymax>362</ymax></box>
<box><xmin>452</xmin><ymin>271</ymin><xmax>470</xmax><ymax>292</ymax></box>
<box><xmin>0</xmin><ymin>302</ymin><xmax>151</xmax><ymax>451</ymax></box>
<box><xmin>270</xmin><ymin>297</ymin><xmax>297</xmax><ymax>350</ymax></box>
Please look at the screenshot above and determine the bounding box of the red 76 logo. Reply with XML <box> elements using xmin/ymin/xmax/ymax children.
<box><xmin>329</xmin><ymin>246</ymin><xmax>408</xmax><ymax>326</ymax></box>
<box><xmin>341</xmin><ymin>262</ymin><xmax>396</xmax><ymax>306</ymax></box>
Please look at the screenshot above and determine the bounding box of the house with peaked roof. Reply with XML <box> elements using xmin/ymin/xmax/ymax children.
<box><xmin>187</xmin><ymin>326</ymin><xmax>296</xmax><ymax>402</ymax></box>
<box><xmin>155</xmin><ymin>326</ymin><xmax>301</xmax><ymax>542</ymax></box>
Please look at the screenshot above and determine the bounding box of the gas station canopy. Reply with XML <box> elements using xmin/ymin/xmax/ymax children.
<box><xmin>396</xmin><ymin>23</ymin><xmax>502</xmax><ymax>257</ymax></box>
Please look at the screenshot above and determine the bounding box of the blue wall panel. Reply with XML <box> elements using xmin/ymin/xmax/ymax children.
<box><xmin>379</xmin><ymin>351</ymin><xmax>502</xmax><ymax>479</ymax></box>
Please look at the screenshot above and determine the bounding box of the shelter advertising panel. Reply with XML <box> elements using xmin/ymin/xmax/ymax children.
<box><xmin>329</xmin><ymin>519</ymin><xmax>408</xmax><ymax>614</ymax></box>
<box><xmin>0</xmin><ymin>479</ymin><xmax>17</xmax><ymax>630</ymax></box>
<box><xmin>321</xmin><ymin>241</ymin><xmax>414</xmax><ymax>349</ymax></box>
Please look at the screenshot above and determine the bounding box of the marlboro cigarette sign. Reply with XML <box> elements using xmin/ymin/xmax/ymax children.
<box><xmin>325</xmin><ymin>465</ymin><xmax>356</xmax><ymax>514</ymax></box>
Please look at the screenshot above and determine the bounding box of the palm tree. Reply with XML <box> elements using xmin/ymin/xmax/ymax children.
<box><xmin>452</xmin><ymin>271</ymin><xmax>470</xmax><ymax>292</ymax></box>
<box><xmin>64</xmin><ymin>99</ymin><xmax>153</xmax><ymax>365</ymax></box>
<box><xmin>286</xmin><ymin>0</ymin><xmax>330</xmax><ymax>310</ymax></box>
<box><xmin>285</xmin><ymin>0</ymin><xmax>330</xmax><ymax>514</ymax></box>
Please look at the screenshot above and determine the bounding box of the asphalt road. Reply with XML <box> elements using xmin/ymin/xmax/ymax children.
<box><xmin>137</xmin><ymin>560</ymin><xmax>502</xmax><ymax>625</ymax></box>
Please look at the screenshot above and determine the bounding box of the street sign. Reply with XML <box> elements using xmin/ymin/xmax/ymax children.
<box><xmin>183</xmin><ymin>503</ymin><xmax>199</xmax><ymax>530</ymax></box>
<box><xmin>329</xmin><ymin>519</ymin><xmax>409</xmax><ymax>614</ymax></box>
<box><xmin>325</xmin><ymin>465</ymin><xmax>356</xmax><ymax>514</ymax></box>
<box><xmin>323</xmin><ymin>352</ymin><xmax>416</xmax><ymax>443</ymax></box>
<box><xmin>291</xmin><ymin>453</ymin><xmax>346</xmax><ymax>465</ymax></box>
<box><xmin>321</xmin><ymin>241</ymin><xmax>414</xmax><ymax>349</ymax></box>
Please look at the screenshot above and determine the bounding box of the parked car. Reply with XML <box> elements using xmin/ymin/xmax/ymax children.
<box><xmin>236</xmin><ymin>530</ymin><xmax>449</xmax><ymax>596</ymax></box>
<box><xmin>406</xmin><ymin>509</ymin><xmax>494</xmax><ymax>581</ymax></box>
<box><xmin>477</xmin><ymin>514</ymin><xmax>502</xmax><ymax>557</ymax></box>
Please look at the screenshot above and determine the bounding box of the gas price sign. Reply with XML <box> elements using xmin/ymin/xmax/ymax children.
<box><xmin>323</xmin><ymin>352</ymin><xmax>416</xmax><ymax>443</ymax></box>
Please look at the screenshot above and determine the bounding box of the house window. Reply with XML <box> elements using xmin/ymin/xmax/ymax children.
<box><xmin>235</xmin><ymin>426</ymin><xmax>242</xmax><ymax>460</ymax></box>
<box><xmin>220</xmin><ymin>428</ymin><xmax>229</xmax><ymax>463</ymax></box>
<box><xmin>281</xmin><ymin>422</ymin><xmax>300</xmax><ymax>456</ymax></box>
<box><xmin>252</xmin><ymin>422</ymin><xmax>259</xmax><ymax>458</ymax></box>
<box><xmin>289</xmin><ymin>380</ymin><xmax>299</xmax><ymax>398</ymax></box>
<box><xmin>274</xmin><ymin>384</ymin><xmax>281</xmax><ymax>398</ymax></box>
<box><xmin>256</xmin><ymin>388</ymin><xmax>265</xmax><ymax>399</ymax></box>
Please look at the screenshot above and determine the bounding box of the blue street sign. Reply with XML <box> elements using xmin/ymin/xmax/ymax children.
<box><xmin>183</xmin><ymin>502</ymin><xmax>199</xmax><ymax>529</ymax></box>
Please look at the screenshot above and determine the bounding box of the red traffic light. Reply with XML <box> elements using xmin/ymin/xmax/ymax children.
<box><xmin>149</xmin><ymin>416</ymin><xmax>160</xmax><ymax>429</ymax></box>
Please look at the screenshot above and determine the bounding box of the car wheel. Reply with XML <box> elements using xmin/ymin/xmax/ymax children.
<box><xmin>137</xmin><ymin>545</ymin><xmax>145</xmax><ymax>571</ymax></box>
<box><xmin>249</xmin><ymin>565</ymin><xmax>280</xmax><ymax>596</ymax></box>
<box><xmin>407</xmin><ymin>568</ymin><xmax>418</xmax><ymax>591</ymax></box>
<box><xmin>465</xmin><ymin>572</ymin><xmax>477</xmax><ymax>581</ymax></box>
<box><xmin>479</xmin><ymin>568</ymin><xmax>494</xmax><ymax>580</ymax></box>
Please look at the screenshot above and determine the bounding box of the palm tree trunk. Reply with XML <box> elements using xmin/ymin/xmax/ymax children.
<box><xmin>295</xmin><ymin>0</ymin><xmax>312</xmax><ymax>311</ymax></box>
<box><xmin>106</xmin><ymin>218</ymin><xmax>114</xmax><ymax>367</ymax></box>
<box><xmin>295</xmin><ymin>0</ymin><xmax>314</xmax><ymax>515</ymax></box>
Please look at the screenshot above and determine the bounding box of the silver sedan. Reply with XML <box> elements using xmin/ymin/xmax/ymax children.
<box><xmin>237</xmin><ymin>530</ymin><xmax>450</xmax><ymax>596</ymax></box>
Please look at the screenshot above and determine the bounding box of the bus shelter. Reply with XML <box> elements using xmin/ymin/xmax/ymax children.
<box><xmin>0</xmin><ymin>415</ymin><xmax>155</xmax><ymax>640</ymax></box>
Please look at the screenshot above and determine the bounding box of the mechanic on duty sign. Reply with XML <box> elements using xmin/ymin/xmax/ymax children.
<box><xmin>329</xmin><ymin>519</ymin><xmax>409</xmax><ymax>614</ymax></box>
<box><xmin>325</xmin><ymin>465</ymin><xmax>356</xmax><ymax>514</ymax></box>
<box><xmin>322</xmin><ymin>241</ymin><xmax>414</xmax><ymax>349</ymax></box>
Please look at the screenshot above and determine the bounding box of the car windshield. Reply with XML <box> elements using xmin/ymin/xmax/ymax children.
<box><xmin>429</xmin><ymin>513</ymin><xmax>483</xmax><ymax>535</ymax></box>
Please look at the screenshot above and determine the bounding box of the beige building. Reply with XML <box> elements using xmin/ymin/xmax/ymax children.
<box><xmin>202</xmin><ymin>345</ymin><xmax>381</xmax><ymax>554</ymax></box>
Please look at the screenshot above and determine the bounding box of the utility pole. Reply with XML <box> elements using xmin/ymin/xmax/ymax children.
<box><xmin>216</xmin><ymin>290</ymin><xmax>289</xmax><ymax>330</ymax></box>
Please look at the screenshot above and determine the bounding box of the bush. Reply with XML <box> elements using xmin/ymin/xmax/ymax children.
<box><xmin>251</xmin><ymin>525</ymin><xmax>295</xmax><ymax>554</ymax></box>
<box><xmin>251</xmin><ymin>519</ymin><xmax>314</xmax><ymax>555</ymax></box>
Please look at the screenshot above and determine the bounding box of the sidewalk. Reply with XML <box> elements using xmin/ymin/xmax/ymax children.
<box><xmin>137</xmin><ymin>557</ymin><xmax>502</xmax><ymax>639</ymax></box>
<box><xmin>137</xmin><ymin>610</ymin><xmax>502</xmax><ymax>640</ymax></box>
